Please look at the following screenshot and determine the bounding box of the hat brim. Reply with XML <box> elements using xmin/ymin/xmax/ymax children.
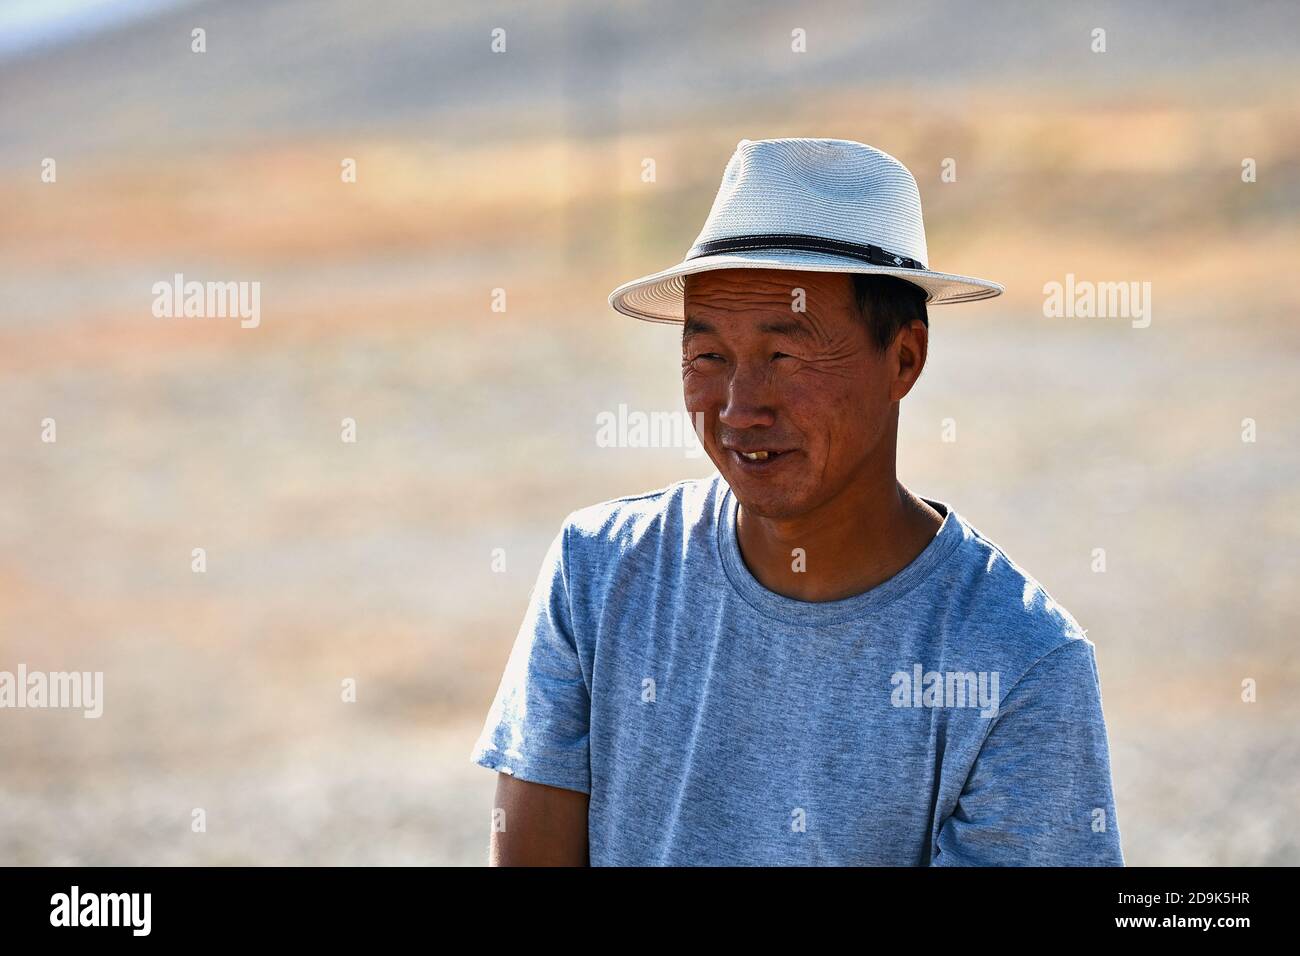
<box><xmin>608</xmin><ymin>249</ymin><xmax>1004</xmax><ymax>324</ymax></box>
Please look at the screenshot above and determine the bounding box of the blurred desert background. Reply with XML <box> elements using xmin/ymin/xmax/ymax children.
<box><xmin>1</xmin><ymin>0</ymin><xmax>1297</xmax><ymax>865</ymax></box>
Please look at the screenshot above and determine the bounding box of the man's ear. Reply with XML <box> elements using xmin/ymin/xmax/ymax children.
<box><xmin>889</xmin><ymin>319</ymin><xmax>928</xmax><ymax>402</ymax></box>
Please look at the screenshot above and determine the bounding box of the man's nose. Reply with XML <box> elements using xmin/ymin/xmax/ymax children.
<box><xmin>718</xmin><ymin>360</ymin><xmax>776</xmax><ymax>430</ymax></box>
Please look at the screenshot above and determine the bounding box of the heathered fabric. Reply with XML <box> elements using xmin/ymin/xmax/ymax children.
<box><xmin>470</xmin><ymin>473</ymin><xmax>1124</xmax><ymax>866</ymax></box>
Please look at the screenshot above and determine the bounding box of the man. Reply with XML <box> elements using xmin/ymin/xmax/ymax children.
<box><xmin>470</xmin><ymin>138</ymin><xmax>1124</xmax><ymax>866</ymax></box>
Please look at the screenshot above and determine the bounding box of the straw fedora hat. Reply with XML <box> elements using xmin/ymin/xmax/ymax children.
<box><xmin>608</xmin><ymin>138</ymin><xmax>1003</xmax><ymax>324</ymax></box>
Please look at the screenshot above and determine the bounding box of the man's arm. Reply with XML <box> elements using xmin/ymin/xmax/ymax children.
<box><xmin>931</xmin><ymin>636</ymin><xmax>1124</xmax><ymax>866</ymax></box>
<box><xmin>471</xmin><ymin>517</ymin><xmax>594</xmax><ymax>865</ymax></box>
<box><xmin>489</xmin><ymin>774</ymin><xmax>590</xmax><ymax>866</ymax></box>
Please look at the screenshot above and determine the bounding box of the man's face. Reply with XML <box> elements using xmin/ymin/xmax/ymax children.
<box><xmin>682</xmin><ymin>268</ymin><xmax>908</xmax><ymax>520</ymax></box>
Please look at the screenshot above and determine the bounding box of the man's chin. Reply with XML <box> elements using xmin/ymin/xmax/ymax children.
<box><xmin>723</xmin><ymin>473</ymin><xmax>808</xmax><ymax>520</ymax></box>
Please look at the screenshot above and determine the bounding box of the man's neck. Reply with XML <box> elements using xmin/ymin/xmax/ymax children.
<box><xmin>735</xmin><ymin>474</ymin><xmax>943</xmax><ymax>603</ymax></box>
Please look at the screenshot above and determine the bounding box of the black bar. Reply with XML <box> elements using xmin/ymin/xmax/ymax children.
<box><xmin>0</xmin><ymin>866</ymin><xmax>1280</xmax><ymax>940</ymax></box>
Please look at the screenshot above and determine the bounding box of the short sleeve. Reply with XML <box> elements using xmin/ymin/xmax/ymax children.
<box><xmin>469</xmin><ymin>518</ymin><xmax>592</xmax><ymax>794</ymax></box>
<box><xmin>931</xmin><ymin>638</ymin><xmax>1124</xmax><ymax>866</ymax></box>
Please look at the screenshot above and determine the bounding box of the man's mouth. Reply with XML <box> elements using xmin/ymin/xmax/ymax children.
<box><xmin>727</xmin><ymin>448</ymin><xmax>795</xmax><ymax>469</ymax></box>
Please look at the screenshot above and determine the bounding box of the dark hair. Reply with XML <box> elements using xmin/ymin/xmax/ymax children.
<box><xmin>851</xmin><ymin>273</ymin><xmax>929</xmax><ymax>351</ymax></box>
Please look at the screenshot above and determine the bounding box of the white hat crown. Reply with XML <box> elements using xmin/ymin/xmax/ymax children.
<box><xmin>688</xmin><ymin>138</ymin><xmax>930</xmax><ymax>270</ymax></box>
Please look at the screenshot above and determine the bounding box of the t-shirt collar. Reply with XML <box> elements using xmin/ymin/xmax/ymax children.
<box><xmin>714</xmin><ymin>475</ymin><xmax>966</xmax><ymax>626</ymax></box>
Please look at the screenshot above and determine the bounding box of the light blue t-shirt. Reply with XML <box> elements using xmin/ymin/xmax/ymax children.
<box><xmin>471</xmin><ymin>473</ymin><xmax>1124</xmax><ymax>866</ymax></box>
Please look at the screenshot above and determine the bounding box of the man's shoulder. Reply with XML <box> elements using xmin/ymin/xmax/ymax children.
<box><xmin>560</xmin><ymin>473</ymin><xmax>723</xmax><ymax>555</ymax></box>
<box><xmin>945</xmin><ymin>509</ymin><xmax>1094</xmax><ymax>670</ymax></box>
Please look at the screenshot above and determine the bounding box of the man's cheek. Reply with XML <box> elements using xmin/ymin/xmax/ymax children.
<box><xmin>681</xmin><ymin>377</ymin><xmax>713</xmax><ymax>414</ymax></box>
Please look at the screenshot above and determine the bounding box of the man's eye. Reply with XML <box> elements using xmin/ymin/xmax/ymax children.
<box><xmin>772</xmin><ymin>352</ymin><xmax>793</xmax><ymax>361</ymax></box>
<box><xmin>692</xmin><ymin>353</ymin><xmax>724</xmax><ymax>363</ymax></box>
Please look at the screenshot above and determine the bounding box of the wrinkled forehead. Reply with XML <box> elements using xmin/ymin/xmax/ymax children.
<box><xmin>682</xmin><ymin>268</ymin><xmax>865</xmax><ymax>348</ymax></box>
<box><xmin>683</xmin><ymin>268</ymin><xmax>856</xmax><ymax>321</ymax></box>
